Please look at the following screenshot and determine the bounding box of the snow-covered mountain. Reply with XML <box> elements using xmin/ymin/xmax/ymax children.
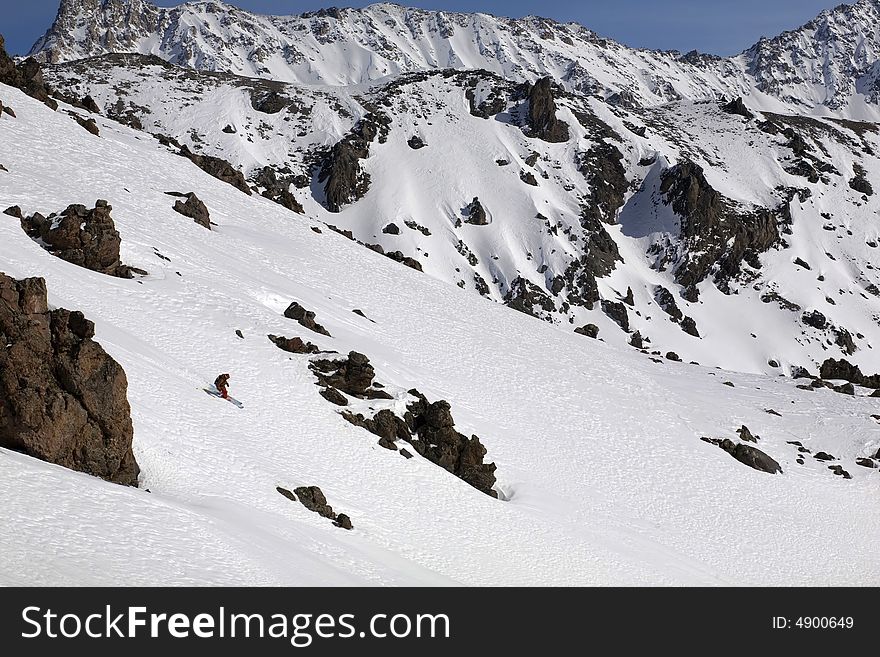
<box><xmin>28</xmin><ymin>0</ymin><xmax>880</xmax><ymax>118</ymax></box>
<box><xmin>2</xmin><ymin>73</ymin><xmax>879</xmax><ymax>586</ymax></box>
<box><xmin>2</xmin><ymin>2</ymin><xmax>880</xmax><ymax>586</ymax></box>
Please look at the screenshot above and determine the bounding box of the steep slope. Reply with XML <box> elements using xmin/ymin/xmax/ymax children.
<box><xmin>43</xmin><ymin>53</ymin><xmax>880</xmax><ymax>375</ymax></box>
<box><xmin>2</xmin><ymin>80</ymin><xmax>880</xmax><ymax>585</ymax></box>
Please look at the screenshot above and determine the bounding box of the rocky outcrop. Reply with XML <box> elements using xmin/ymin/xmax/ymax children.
<box><xmin>20</xmin><ymin>201</ymin><xmax>143</xmax><ymax>278</ymax></box>
<box><xmin>702</xmin><ymin>437</ymin><xmax>782</xmax><ymax>474</ymax></box>
<box><xmin>407</xmin><ymin>135</ymin><xmax>426</xmax><ymax>149</ymax></box>
<box><xmin>310</xmin><ymin>351</ymin><xmax>383</xmax><ymax>398</ymax></box>
<box><xmin>167</xmin><ymin>192</ymin><xmax>210</xmax><ymax>229</ymax></box>
<box><xmin>575</xmin><ymin>324</ymin><xmax>599</xmax><ymax>338</ymax></box>
<box><xmin>0</xmin><ymin>36</ymin><xmax>57</xmax><ymax>110</ymax></box>
<box><xmin>802</xmin><ymin>310</ymin><xmax>827</xmax><ymax>330</ymax></box>
<box><xmin>563</xmin><ymin>213</ymin><xmax>622</xmax><ymax>309</ymax></box>
<box><xmin>405</xmin><ymin>393</ymin><xmax>497</xmax><ymax>497</ymax></box>
<box><xmin>504</xmin><ymin>277</ymin><xmax>555</xmax><ymax>319</ymax></box>
<box><xmin>179</xmin><ymin>145</ymin><xmax>251</xmax><ymax>195</ymax></box>
<box><xmin>659</xmin><ymin>160</ymin><xmax>780</xmax><ymax>291</ymax></box>
<box><xmin>0</xmin><ymin>273</ymin><xmax>139</xmax><ymax>485</ymax></box>
<box><xmin>601</xmin><ymin>300</ymin><xmax>630</xmax><ymax>332</ymax></box>
<box><xmin>268</xmin><ymin>334</ymin><xmax>319</xmax><ymax>354</ymax></box>
<box><xmin>721</xmin><ymin>96</ymin><xmax>754</xmax><ymax>119</ymax></box>
<box><xmin>654</xmin><ymin>286</ymin><xmax>683</xmax><ymax>321</ymax></box>
<box><xmin>319</xmin><ymin>113</ymin><xmax>389</xmax><ymax>213</ymax></box>
<box><xmin>819</xmin><ymin>358</ymin><xmax>880</xmax><ymax>388</ymax></box>
<box><xmin>277</xmin><ymin>486</ymin><xmax>352</xmax><ymax>530</ymax></box>
<box><xmin>465</xmin><ymin>197</ymin><xmax>488</xmax><ymax>225</ymax></box>
<box><xmin>527</xmin><ymin>77</ymin><xmax>569</xmax><ymax>143</ymax></box>
<box><xmin>283</xmin><ymin>302</ymin><xmax>331</xmax><ymax>337</ymax></box>
<box><xmin>251</xmin><ymin>90</ymin><xmax>288</xmax><ymax>114</ymax></box>
<box><xmin>253</xmin><ymin>166</ymin><xmax>304</xmax><ymax>214</ymax></box>
<box><xmin>850</xmin><ymin>164</ymin><xmax>873</xmax><ymax>196</ymax></box>
<box><xmin>578</xmin><ymin>142</ymin><xmax>628</xmax><ymax>225</ymax></box>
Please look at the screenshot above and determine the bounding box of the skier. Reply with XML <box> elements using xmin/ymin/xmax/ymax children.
<box><xmin>214</xmin><ymin>373</ymin><xmax>231</xmax><ymax>399</ymax></box>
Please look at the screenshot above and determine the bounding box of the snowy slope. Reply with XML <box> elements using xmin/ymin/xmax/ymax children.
<box><xmin>2</xmin><ymin>80</ymin><xmax>880</xmax><ymax>586</ymax></box>
<box><xmin>43</xmin><ymin>55</ymin><xmax>880</xmax><ymax>376</ymax></box>
<box><xmin>28</xmin><ymin>0</ymin><xmax>880</xmax><ymax>119</ymax></box>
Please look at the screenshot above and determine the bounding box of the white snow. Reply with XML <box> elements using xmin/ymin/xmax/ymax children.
<box><xmin>1</xmin><ymin>83</ymin><xmax>879</xmax><ymax>586</ymax></box>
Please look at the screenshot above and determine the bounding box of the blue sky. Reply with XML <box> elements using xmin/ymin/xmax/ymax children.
<box><xmin>3</xmin><ymin>0</ymin><xmax>855</xmax><ymax>56</ymax></box>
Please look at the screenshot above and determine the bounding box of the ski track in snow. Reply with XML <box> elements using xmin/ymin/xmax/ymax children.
<box><xmin>1</xmin><ymin>82</ymin><xmax>879</xmax><ymax>586</ymax></box>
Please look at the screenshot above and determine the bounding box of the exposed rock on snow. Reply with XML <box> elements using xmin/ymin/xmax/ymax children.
<box><xmin>277</xmin><ymin>486</ymin><xmax>352</xmax><ymax>530</ymax></box>
<box><xmin>527</xmin><ymin>77</ymin><xmax>569</xmax><ymax>143</ymax></box>
<box><xmin>167</xmin><ymin>191</ymin><xmax>210</xmax><ymax>229</ymax></box>
<box><xmin>179</xmin><ymin>145</ymin><xmax>251</xmax><ymax>196</ymax></box>
<box><xmin>0</xmin><ymin>273</ymin><xmax>139</xmax><ymax>485</ymax></box>
<box><xmin>0</xmin><ymin>35</ymin><xmax>56</xmax><ymax>110</ymax></box>
<box><xmin>310</xmin><ymin>351</ymin><xmax>378</xmax><ymax>398</ymax></box>
<box><xmin>268</xmin><ymin>334</ymin><xmax>319</xmax><ymax>355</ymax></box>
<box><xmin>283</xmin><ymin>301</ymin><xmax>331</xmax><ymax>337</ymax></box>
<box><xmin>465</xmin><ymin>197</ymin><xmax>488</xmax><ymax>225</ymax></box>
<box><xmin>20</xmin><ymin>201</ymin><xmax>143</xmax><ymax>278</ymax></box>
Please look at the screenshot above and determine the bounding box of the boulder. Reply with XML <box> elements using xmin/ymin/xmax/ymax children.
<box><xmin>0</xmin><ymin>274</ymin><xmax>139</xmax><ymax>485</ymax></box>
<box><xmin>169</xmin><ymin>192</ymin><xmax>210</xmax><ymax>229</ymax></box>
<box><xmin>179</xmin><ymin>145</ymin><xmax>251</xmax><ymax>196</ymax></box>
<box><xmin>465</xmin><ymin>197</ymin><xmax>488</xmax><ymax>225</ymax></box>
<box><xmin>20</xmin><ymin>201</ymin><xmax>142</xmax><ymax>278</ymax></box>
<box><xmin>0</xmin><ymin>36</ymin><xmax>57</xmax><ymax>110</ymax></box>
<box><xmin>268</xmin><ymin>334</ymin><xmax>319</xmax><ymax>354</ymax></box>
<box><xmin>730</xmin><ymin>442</ymin><xmax>782</xmax><ymax>474</ymax></box>
<box><xmin>283</xmin><ymin>302</ymin><xmax>331</xmax><ymax>336</ymax></box>
<box><xmin>311</xmin><ymin>351</ymin><xmax>376</xmax><ymax>397</ymax></box>
<box><xmin>721</xmin><ymin>96</ymin><xmax>754</xmax><ymax>119</ymax></box>
<box><xmin>574</xmin><ymin>324</ymin><xmax>599</xmax><ymax>338</ymax></box>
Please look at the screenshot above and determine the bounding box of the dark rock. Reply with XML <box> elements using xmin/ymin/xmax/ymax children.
<box><xmin>622</xmin><ymin>287</ymin><xmax>635</xmax><ymax>306</ymax></box>
<box><xmin>813</xmin><ymin>452</ymin><xmax>835</xmax><ymax>461</ymax></box>
<box><xmin>81</xmin><ymin>95</ymin><xmax>100</xmax><ymax>113</ymax></box>
<box><xmin>520</xmin><ymin>171</ymin><xmax>539</xmax><ymax>186</ymax></box>
<box><xmin>802</xmin><ymin>310</ymin><xmax>827</xmax><ymax>330</ymax></box>
<box><xmin>235</xmin><ymin>330</ymin><xmax>244</xmax><ymax>339</ymax></box>
<box><xmin>768</xmin><ymin>360</ymin><xmax>780</xmax><ymax>368</ymax></box>
<box><xmin>680</xmin><ymin>316</ymin><xmax>700</xmax><ymax>337</ymax></box>
<box><xmin>251</xmin><ymin>90</ymin><xmax>288</xmax><ymax>114</ymax></box>
<box><xmin>179</xmin><ymin>145</ymin><xmax>251</xmax><ymax>195</ymax></box>
<box><xmin>222</xmin><ymin>124</ymin><xmax>236</xmax><ymax>134</ymax></box>
<box><xmin>737</xmin><ymin>425</ymin><xmax>758</xmax><ymax>443</ymax></box>
<box><xmin>730</xmin><ymin>443</ymin><xmax>782</xmax><ymax>474</ymax></box>
<box><xmin>834</xmin><ymin>328</ymin><xmax>856</xmax><ymax>356</ymax></box>
<box><xmin>654</xmin><ymin>286</ymin><xmax>683</xmax><ymax>321</ymax></box>
<box><xmin>721</xmin><ymin>96</ymin><xmax>754</xmax><ymax>119</ymax></box>
<box><xmin>856</xmin><ymin>457</ymin><xmax>877</xmax><ymax>469</ymax></box>
<box><xmin>504</xmin><ymin>277</ymin><xmax>555</xmax><ymax>319</ymax></box>
<box><xmin>284</xmin><ymin>302</ymin><xmax>331</xmax><ymax>337</ymax></box>
<box><xmin>765</xmin><ymin>408</ymin><xmax>782</xmax><ymax>416</ymax></box>
<box><xmin>170</xmin><ymin>192</ymin><xmax>210</xmax><ymax>229</ymax></box>
<box><xmin>334</xmin><ymin>513</ymin><xmax>353</xmax><ymax>530</ymax></box>
<box><xmin>383</xmin><ymin>223</ymin><xmax>400</xmax><ymax>235</ymax></box>
<box><xmin>319</xmin><ymin>113</ymin><xmax>387</xmax><ymax>212</ymax></box>
<box><xmin>828</xmin><ymin>465</ymin><xmax>852</xmax><ymax>479</ymax></box>
<box><xmin>629</xmin><ymin>331</ymin><xmax>644</xmax><ymax>349</ymax></box>
<box><xmin>465</xmin><ymin>197</ymin><xmax>488</xmax><ymax>225</ymax></box>
<box><xmin>293</xmin><ymin>486</ymin><xmax>336</xmax><ymax>520</ymax></box>
<box><xmin>400</xmin><ymin>448</ymin><xmax>414</xmax><ymax>459</ymax></box>
<box><xmin>384</xmin><ymin>250</ymin><xmax>423</xmax><ymax>272</ymax></box>
<box><xmin>601</xmin><ymin>300</ymin><xmax>630</xmax><ymax>332</ymax></box>
<box><xmin>276</xmin><ymin>486</ymin><xmax>297</xmax><ymax>502</ymax></box>
<box><xmin>3</xmin><ymin>205</ymin><xmax>22</xmax><ymax>218</ymax></box>
<box><xmin>311</xmin><ymin>351</ymin><xmax>375</xmax><ymax>397</ymax></box>
<box><xmin>406</xmin><ymin>395</ymin><xmax>497</xmax><ymax>497</ymax></box>
<box><xmin>527</xmin><ymin>77</ymin><xmax>570</xmax><ymax>143</ymax></box>
<box><xmin>850</xmin><ymin>166</ymin><xmax>873</xmax><ymax>196</ymax></box>
<box><xmin>319</xmin><ymin>387</ymin><xmax>348</xmax><ymax>406</ymax></box>
<box><xmin>20</xmin><ymin>202</ymin><xmax>142</xmax><ymax>278</ymax></box>
<box><xmin>832</xmin><ymin>382</ymin><xmax>855</xmax><ymax>395</ymax></box>
<box><xmin>466</xmin><ymin>83</ymin><xmax>507</xmax><ymax>118</ymax></box>
<box><xmin>819</xmin><ymin>358</ymin><xmax>880</xmax><ymax>388</ymax></box>
<box><xmin>660</xmin><ymin>160</ymin><xmax>780</xmax><ymax>291</ymax></box>
<box><xmin>793</xmin><ymin>257</ymin><xmax>811</xmax><ymax>270</ymax></box>
<box><xmin>70</xmin><ymin>112</ymin><xmax>99</xmax><ymax>136</ymax></box>
<box><xmin>578</xmin><ymin>141</ymin><xmax>628</xmax><ymax>225</ymax></box>
<box><xmin>268</xmin><ymin>334</ymin><xmax>319</xmax><ymax>354</ymax></box>
<box><xmin>666</xmin><ymin>352</ymin><xmax>682</xmax><ymax>362</ymax></box>
<box><xmin>253</xmin><ymin>166</ymin><xmax>304</xmax><ymax>214</ymax></box>
<box><xmin>0</xmin><ymin>274</ymin><xmax>139</xmax><ymax>485</ymax></box>
<box><xmin>574</xmin><ymin>324</ymin><xmax>599</xmax><ymax>338</ymax></box>
<box><xmin>0</xmin><ymin>36</ymin><xmax>57</xmax><ymax>110</ymax></box>
<box><xmin>407</xmin><ymin>135</ymin><xmax>426</xmax><ymax>150</ymax></box>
